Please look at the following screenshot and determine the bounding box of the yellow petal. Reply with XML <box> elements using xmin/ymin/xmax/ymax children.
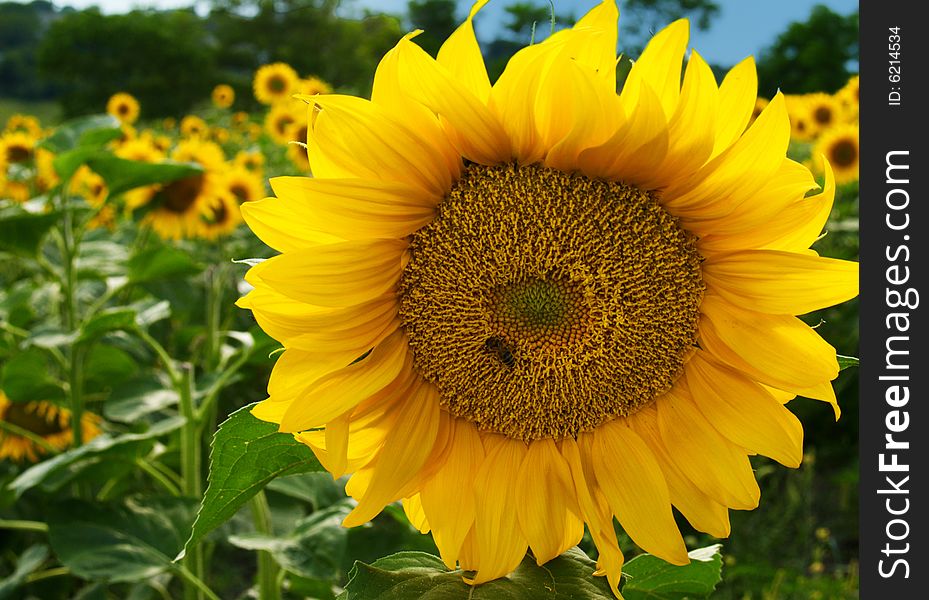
<box><xmin>466</xmin><ymin>435</ymin><xmax>528</xmax><ymax>585</ymax></box>
<box><xmin>262</xmin><ymin>176</ymin><xmax>438</xmax><ymax>240</ymax></box>
<box><xmin>403</xmin><ymin>494</ymin><xmax>431</xmax><ymax>533</ymax></box>
<box><xmin>306</xmin><ymin>94</ymin><xmax>457</xmax><ymax>197</ymax></box>
<box><xmin>662</xmin><ymin>92</ymin><xmax>790</xmax><ymax>220</ymax></box>
<box><xmin>342</xmin><ymin>379</ymin><xmax>441</xmax><ymax>527</ymax></box>
<box><xmin>592</xmin><ymin>419</ymin><xmax>689</xmax><ymax>565</ymax></box>
<box><xmin>756</xmin><ymin>160</ymin><xmax>836</xmax><ymax>252</ymax></box>
<box><xmin>628</xmin><ymin>406</ymin><xmax>731</xmax><ymax>538</ymax></box>
<box><xmin>239</xmin><ymin>197</ymin><xmax>344</xmax><ymax>253</ymax></box>
<box><xmin>711</xmin><ymin>57</ymin><xmax>757</xmax><ymax>158</ymax></box>
<box><xmin>279</xmin><ymin>331</ymin><xmax>411</xmax><ymax>432</ymax></box>
<box><xmin>657</xmin><ymin>384</ymin><xmax>760</xmax><ymax>509</ymax></box>
<box><xmin>396</xmin><ymin>36</ymin><xmax>511</xmax><ymax>165</ymax></box>
<box><xmin>702</xmin><ymin>249</ymin><xmax>859</xmax><ymax>315</ymax></box>
<box><xmin>248</xmin><ymin>238</ymin><xmax>407</xmax><ymax>308</ymax></box>
<box><xmin>687</xmin><ymin>351</ymin><xmax>805</xmax><ymax>468</ymax></box>
<box><xmin>437</xmin><ymin>0</ymin><xmax>492</xmax><ymax>103</ymax></box>
<box><xmin>698</xmin><ymin>293</ymin><xmax>839</xmax><ymax>389</ymax></box>
<box><xmin>559</xmin><ymin>0</ymin><xmax>619</xmax><ymax>91</ymax></box>
<box><xmin>516</xmin><ymin>438</ymin><xmax>584</xmax><ymax>565</ymax></box>
<box><xmin>420</xmin><ymin>418</ymin><xmax>484</xmax><ymax>569</ymax></box>
<box><xmin>622</xmin><ymin>19</ymin><xmax>689</xmax><ymax>119</ymax></box>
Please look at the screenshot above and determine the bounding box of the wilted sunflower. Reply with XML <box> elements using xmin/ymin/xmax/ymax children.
<box><xmin>106</xmin><ymin>92</ymin><xmax>140</xmax><ymax>125</ymax></box>
<box><xmin>253</xmin><ymin>62</ymin><xmax>299</xmax><ymax>106</ymax></box>
<box><xmin>138</xmin><ymin>139</ymin><xmax>227</xmax><ymax>239</ymax></box>
<box><xmin>212</xmin><ymin>84</ymin><xmax>236</xmax><ymax>109</ymax></box>
<box><xmin>0</xmin><ymin>392</ymin><xmax>102</xmax><ymax>463</ymax></box>
<box><xmin>238</xmin><ymin>1</ymin><xmax>858</xmax><ymax>595</ymax></box>
<box><xmin>814</xmin><ymin>124</ymin><xmax>859</xmax><ymax>184</ymax></box>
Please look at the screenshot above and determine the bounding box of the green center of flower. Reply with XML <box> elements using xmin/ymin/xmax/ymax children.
<box><xmin>398</xmin><ymin>163</ymin><xmax>704</xmax><ymax>441</ymax></box>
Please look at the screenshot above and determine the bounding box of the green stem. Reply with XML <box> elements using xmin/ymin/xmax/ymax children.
<box><xmin>136</xmin><ymin>458</ymin><xmax>182</xmax><ymax>496</ymax></box>
<box><xmin>135</xmin><ymin>326</ymin><xmax>182</xmax><ymax>385</ymax></box>
<box><xmin>0</xmin><ymin>421</ymin><xmax>60</xmax><ymax>455</ymax></box>
<box><xmin>249</xmin><ymin>491</ymin><xmax>281</xmax><ymax>600</ymax></box>
<box><xmin>0</xmin><ymin>519</ymin><xmax>48</xmax><ymax>533</ymax></box>
<box><xmin>173</xmin><ymin>564</ymin><xmax>221</xmax><ymax>600</ymax></box>
<box><xmin>57</xmin><ymin>188</ymin><xmax>86</xmax><ymax>449</ymax></box>
<box><xmin>68</xmin><ymin>345</ymin><xmax>85</xmax><ymax>447</ymax></box>
<box><xmin>178</xmin><ymin>364</ymin><xmax>205</xmax><ymax>600</ymax></box>
<box><xmin>25</xmin><ymin>567</ymin><xmax>70</xmax><ymax>583</ymax></box>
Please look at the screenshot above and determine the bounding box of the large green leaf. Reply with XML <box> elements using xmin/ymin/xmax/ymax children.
<box><xmin>104</xmin><ymin>373</ymin><xmax>179</xmax><ymax>423</ymax></box>
<box><xmin>0</xmin><ymin>210</ymin><xmax>61</xmax><ymax>257</ymax></box>
<box><xmin>0</xmin><ymin>347</ymin><xmax>64</xmax><ymax>403</ymax></box>
<box><xmin>85</xmin><ymin>156</ymin><xmax>203</xmax><ymax>198</ymax></box>
<box><xmin>84</xmin><ymin>344</ymin><xmax>139</xmax><ymax>386</ymax></box>
<box><xmin>0</xmin><ymin>545</ymin><xmax>49</xmax><ymax>600</ymax></box>
<box><xmin>47</xmin><ymin>496</ymin><xmax>196</xmax><ymax>583</ymax></box>
<box><xmin>229</xmin><ymin>502</ymin><xmax>352</xmax><ymax>581</ymax></box>
<box><xmin>339</xmin><ymin>547</ymin><xmax>616</xmax><ymax>600</ymax></box>
<box><xmin>621</xmin><ymin>545</ymin><xmax>723</xmax><ymax>600</ymax></box>
<box><xmin>7</xmin><ymin>416</ymin><xmax>185</xmax><ymax>497</ymax></box>
<box><xmin>266</xmin><ymin>472</ymin><xmax>345</xmax><ymax>511</ymax></box>
<box><xmin>181</xmin><ymin>403</ymin><xmax>323</xmax><ymax>558</ymax></box>
<box><xmin>39</xmin><ymin>114</ymin><xmax>121</xmax><ymax>153</ymax></box>
<box><xmin>78</xmin><ymin>308</ymin><xmax>138</xmax><ymax>343</ymax></box>
<box><xmin>128</xmin><ymin>245</ymin><xmax>203</xmax><ymax>284</ymax></box>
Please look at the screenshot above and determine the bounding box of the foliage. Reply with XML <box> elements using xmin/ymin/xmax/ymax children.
<box><xmin>756</xmin><ymin>5</ymin><xmax>859</xmax><ymax>96</ymax></box>
<box><xmin>618</xmin><ymin>0</ymin><xmax>720</xmax><ymax>55</ymax></box>
<box><xmin>407</xmin><ymin>0</ymin><xmax>459</xmax><ymax>57</ymax></box>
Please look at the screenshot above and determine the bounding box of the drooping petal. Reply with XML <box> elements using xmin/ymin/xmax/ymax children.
<box><xmin>516</xmin><ymin>438</ymin><xmax>584</xmax><ymax>564</ymax></box>
<box><xmin>687</xmin><ymin>351</ymin><xmax>805</xmax><ymax>468</ymax></box>
<box><xmin>592</xmin><ymin>419</ymin><xmax>689</xmax><ymax>565</ymax></box>
<box><xmin>702</xmin><ymin>249</ymin><xmax>859</xmax><ymax>315</ymax></box>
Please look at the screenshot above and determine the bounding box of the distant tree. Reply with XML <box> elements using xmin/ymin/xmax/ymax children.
<box><xmin>617</xmin><ymin>0</ymin><xmax>720</xmax><ymax>56</ymax></box>
<box><xmin>38</xmin><ymin>9</ymin><xmax>217</xmax><ymax>117</ymax></box>
<box><xmin>407</xmin><ymin>0</ymin><xmax>458</xmax><ymax>57</ymax></box>
<box><xmin>503</xmin><ymin>2</ymin><xmax>573</xmax><ymax>42</ymax></box>
<box><xmin>0</xmin><ymin>1</ymin><xmax>59</xmax><ymax>99</ymax></box>
<box><xmin>755</xmin><ymin>5</ymin><xmax>858</xmax><ymax>97</ymax></box>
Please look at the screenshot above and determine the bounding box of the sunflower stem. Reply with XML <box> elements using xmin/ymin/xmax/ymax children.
<box><xmin>25</xmin><ymin>566</ymin><xmax>70</xmax><ymax>583</ymax></box>
<box><xmin>249</xmin><ymin>491</ymin><xmax>281</xmax><ymax>600</ymax></box>
<box><xmin>0</xmin><ymin>519</ymin><xmax>48</xmax><ymax>533</ymax></box>
<box><xmin>178</xmin><ymin>364</ymin><xmax>206</xmax><ymax>600</ymax></box>
<box><xmin>173</xmin><ymin>563</ymin><xmax>221</xmax><ymax>600</ymax></box>
<box><xmin>56</xmin><ymin>185</ymin><xmax>86</xmax><ymax>449</ymax></box>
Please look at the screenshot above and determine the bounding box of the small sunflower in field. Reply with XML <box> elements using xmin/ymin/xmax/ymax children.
<box><xmin>5</xmin><ymin>114</ymin><xmax>43</xmax><ymax>138</ymax></box>
<box><xmin>225</xmin><ymin>165</ymin><xmax>266</xmax><ymax>204</ymax></box>
<box><xmin>35</xmin><ymin>147</ymin><xmax>59</xmax><ymax>193</ymax></box>
<box><xmin>264</xmin><ymin>104</ymin><xmax>301</xmax><ymax>145</ymax></box>
<box><xmin>814</xmin><ymin>124</ymin><xmax>859</xmax><ymax>184</ymax></box>
<box><xmin>212</xmin><ymin>84</ymin><xmax>236</xmax><ymax>109</ymax></box>
<box><xmin>200</xmin><ymin>191</ymin><xmax>242</xmax><ymax>240</ymax></box>
<box><xmin>180</xmin><ymin>115</ymin><xmax>208</xmax><ymax>139</ymax></box>
<box><xmin>805</xmin><ymin>93</ymin><xmax>841</xmax><ymax>134</ymax></box>
<box><xmin>0</xmin><ymin>392</ymin><xmax>102</xmax><ymax>463</ymax></box>
<box><xmin>107</xmin><ymin>92</ymin><xmax>140</xmax><ymax>125</ymax></box>
<box><xmin>0</xmin><ymin>130</ymin><xmax>36</xmax><ymax>165</ymax></box>
<box><xmin>140</xmin><ymin>139</ymin><xmax>227</xmax><ymax>239</ymax></box>
<box><xmin>239</xmin><ymin>3</ymin><xmax>859</xmax><ymax>593</ymax></box>
<box><xmin>284</xmin><ymin>120</ymin><xmax>310</xmax><ymax>172</ymax></box>
<box><xmin>234</xmin><ymin>149</ymin><xmax>265</xmax><ymax>175</ymax></box>
<box><xmin>163</xmin><ymin>117</ymin><xmax>177</xmax><ymax>131</ymax></box>
<box><xmin>116</xmin><ymin>136</ymin><xmax>166</xmax><ymax>163</ymax></box>
<box><xmin>232</xmin><ymin>111</ymin><xmax>250</xmax><ymax>128</ymax></box>
<box><xmin>297</xmin><ymin>76</ymin><xmax>333</xmax><ymax>97</ymax></box>
<box><xmin>836</xmin><ymin>75</ymin><xmax>859</xmax><ymax>122</ymax></box>
<box><xmin>253</xmin><ymin>62</ymin><xmax>299</xmax><ymax>105</ymax></box>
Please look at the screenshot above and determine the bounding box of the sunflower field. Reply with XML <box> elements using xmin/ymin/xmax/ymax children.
<box><xmin>1</xmin><ymin>1</ymin><xmax>860</xmax><ymax>599</ymax></box>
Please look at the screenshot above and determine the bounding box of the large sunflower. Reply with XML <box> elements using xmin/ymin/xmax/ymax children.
<box><xmin>0</xmin><ymin>392</ymin><xmax>102</xmax><ymax>463</ymax></box>
<box><xmin>238</xmin><ymin>1</ymin><xmax>858</xmax><ymax>595</ymax></box>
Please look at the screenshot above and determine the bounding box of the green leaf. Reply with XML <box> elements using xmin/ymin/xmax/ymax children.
<box><xmin>76</xmin><ymin>239</ymin><xmax>129</xmax><ymax>279</ymax></box>
<box><xmin>181</xmin><ymin>403</ymin><xmax>323</xmax><ymax>558</ymax></box>
<box><xmin>86</xmin><ymin>156</ymin><xmax>203</xmax><ymax>198</ymax></box>
<box><xmin>339</xmin><ymin>547</ymin><xmax>616</xmax><ymax>599</ymax></box>
<box><xmin>84</xmin><ymin>344</ymin><xmax>138</xmax><ymax>386</ymax></box>
<box><xmin>0</xmin><ymin>348</ymin><xmax>64</xmax><ymax>403</ymax></box>
<box><xmin>837</xmin><ymin>355</ymin><xmax>859</xmax><ymax>370</ymax></box>
<box><xmin>26</xmin><ymin>326</ymin><xmax>78</xmax><ymax>349</ymax></box>
<box><xmin>229</xmin><ymin>502</ymin><xmax>352</xmax><ymax>581</ymax></box>
<box><xmin>39</xmin><ymin>114</ymin><xmax>121</xmax><ymax>153</ymax></box>
<box><xmin>7</xmin><ymin>416</ymin><xmax>185</xmax><ymax>497</ymax></box>
<box><xmin>104</xmin><ymin>373</ymin><xmax>179</xmax><ymax>423</ymax></box>
<box><xmin>78</xmin><ymin>308</ymin><xmax>138</xmax><ymax>343</ymax></box>
<box><xmin>621</xmin><ymin>544</ymin><xmax>723</xmax><ymax>600</ymax></box>
<box><xmin>0</xmin><ymin>544</ymin><xmax>50</xmax><ymax>600</ymax></box>
<box><xmin>128</xmin><ymin>245</ymin><xmax>203</xmax><ymax>284</ymax></box>
<box><xmin>52</xmin><ymin>147</ymin><xmax>104</xmax><ymax>182</ymax></box>
<box><xmin>0</xmin><ymin>210</ymin><xmax>61</xmax><ymax>257</ymax></box>
<box><xmin>134</xmin><ymin>299</ymin><xmax>171</xmax><ymax>328</ymax></box>
<box><xmin>266</xmin><ymin>472</ymin><xmax>345</xmax><ymax>511</ymax></box>
<box><xmin>47</xmin><ymin>496</ymin><xmax>196</xmax><ymax>583</ymax></box>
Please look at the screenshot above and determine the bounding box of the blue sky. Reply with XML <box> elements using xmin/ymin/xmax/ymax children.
<box><xmin>25</xmin><ymin>0</ymin><xmax>858</xmax><ymax>67</ymax></box>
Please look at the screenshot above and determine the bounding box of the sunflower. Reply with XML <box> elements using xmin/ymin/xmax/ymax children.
<box><xmin>5</xmin><ymin>114</ymin><xmax>43</xmax><ymax>138</ymax></box>
<box><xmin>180</xmin><ymin>115</ymin><xmax>208</xmax><ymax>138</ymax></box>
<box><xmin>0</xmin><ymin>131</ymin><xmax>36</xmax><ymax>165</ymax></box>
<box><xmin>212</xmin><ymin>84</ymin><xmax>236</xmax><ymax>109</ymax></box>
<box><xmin>238</xmin><ymin>3</ymin><xmax>858</xmax><ymax>594</ymax></box>
<box><xmin>836</xmin><ymin>75</ymin><xmax>859</xmax><ymax>123</ymax></box>
<box><xmin>804</xmin><ymin>92</ymin><xmax>841</xmax><ymax>134</ymax></box>
<box><xmin>0</xmin><ymin>392</ymin><xmax>102</xmax><ymax>463</ymax></box>
<box><xmin>253</xmin><ymin>62</ymin><xmax>299</xmax><ymax>105</ymax></box>
<box><xmin>225</xmin><ymin>165</ymin><xmax>266</xmax><ymax>204</ymax></box>
<box><xmin>138</xmin><ymin>139</ymin><xmax>226</xmax><ymax>239</ymax></box>
<box><xmin>234</xmin><ymin>149</ymin><xmax>265</xmax><ymax>175</ymax></box>
<box><xmin>749</xmin><ymin>97</ymin><xmax>768</xmax><ymax>124</ymax></box>
<box><xmin>106</xmin><ymin>92</ymin><xmax>141</xmax><ymax>125</ymax></box>
<box><xmin>200</xmin><ymin>190</ymin><xmax>242</xmax><ymax>240</ymax></box>
<box><xmin>814</xmin><ymin>124</ymin><xmax>859</xmax><ymax>184</ymax></box>
<box><xmin>35</xmin><ymin>147</ymin><xmax>60</xmax><ymax>193</ymax></box>
<box><xmin>284</xmin><ymin>120</ymin><xmax>310</xmax><ymax>172</ymax></box>
<box><xmin>232</xmin><ymin>111</ymin><xmax>250</xmax><ymax>127</ymax></box>
<box><xmin>297</xmin><ymin>76</ymin><xmax>333</xmax><ymax>97</ymax></box>
<box><xmin>115</xmin><ymin>136</ymin><xmax>166</xmax><ymax>163</ymax></box>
